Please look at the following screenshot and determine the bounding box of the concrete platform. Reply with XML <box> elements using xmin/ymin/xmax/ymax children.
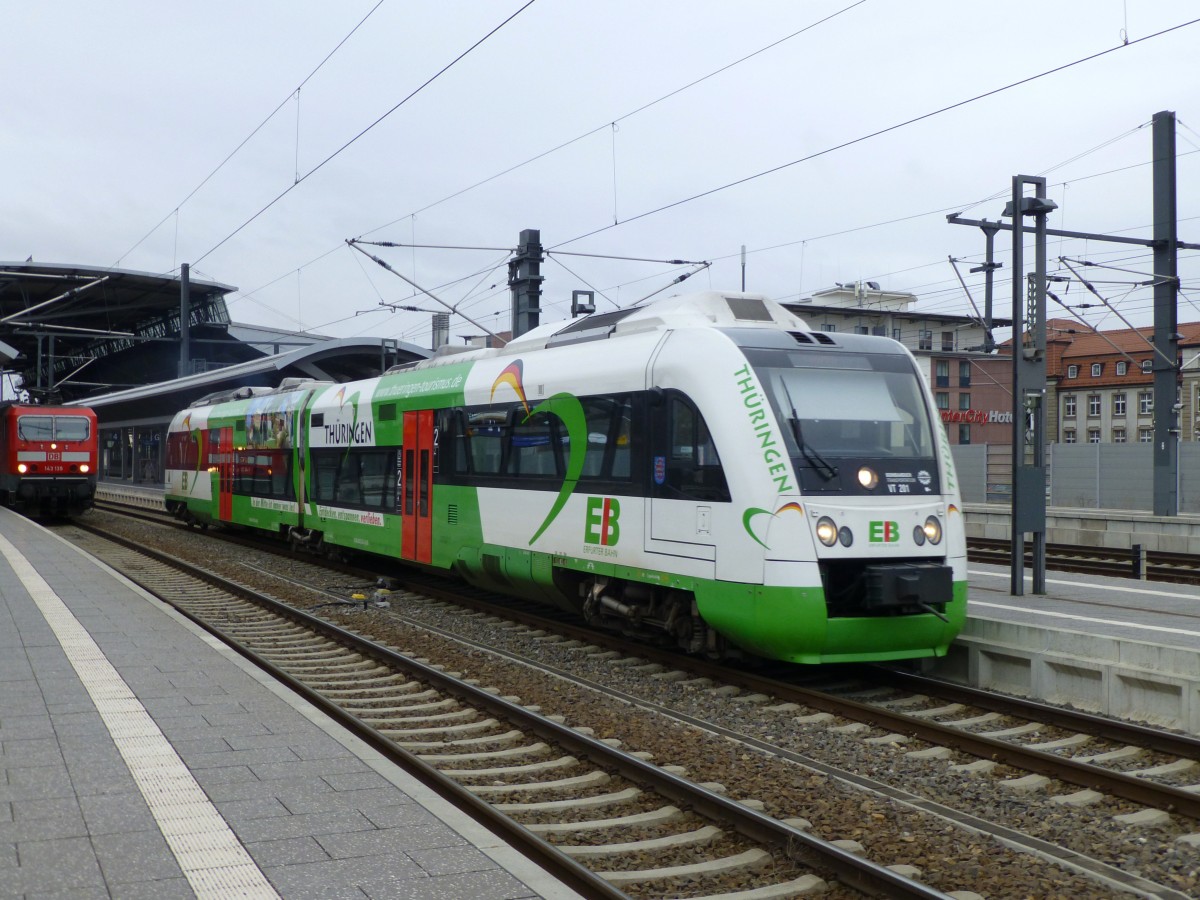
<box><xmin>0</xmin><ymin>506</ymin><xmax>582</xmax><ymax>899</ymax></box>
<box><xmin>964</xmin><ymin>501</ymin><xmax>1200</xmax><ymax>555</ymax></box>
<box><xmin>933</xmin><ymin>560</ymin><xmax>1200</xmax><ymax>734</ymax></box>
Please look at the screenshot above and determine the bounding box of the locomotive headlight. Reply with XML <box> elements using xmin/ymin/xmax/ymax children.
<box><xmin>923</xmin><ymin>516</ymin><xmax>943</xmax><ymax>545</ymax></box>
<box><xmin>837</xmin><ymin>526</ymin><xmax>854</xmax><ymax>547</ymax></box>
<box><xmin>856</xmin><ymin>466</ymin><xmax>879</xmax><ymax>489</ymax></box>
<box><xmin>80</xmin><ymin>464</ymin><xmax>90</xmax><ymax>474</ymax></box>
<box><xmin>50</xmin><ymin>443</ymin><xmax>57</xmax><ymax>450</ymax></box>
<box><xmin>16</xmin><ymin>463</ymin><xmax>26</xmax><ymax>474</ymax></box>
<box><xmin>815</xmin><ymin>516</ymin><xmax>839</xmax><ymax>547</ymax></box>
<box><xmin>913</xmin><ymin>525</ymin><xmax>926</xmax><ymax>546</ymax></box>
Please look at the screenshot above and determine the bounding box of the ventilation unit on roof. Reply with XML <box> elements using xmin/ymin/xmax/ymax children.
<box><xmin>789</xmin><ymin>331</ymin><xmax>837</xmax><ymax>346</ymax></box>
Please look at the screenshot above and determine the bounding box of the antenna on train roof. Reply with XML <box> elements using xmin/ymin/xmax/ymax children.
<box><xmin>345</xmin><ymin>239</ymin><xmax>506</xmax><ymax>346</ymax></box>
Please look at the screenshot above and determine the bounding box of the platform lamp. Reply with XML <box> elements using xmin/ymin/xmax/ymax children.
<box><xmin>571</xmin><ymin>290</ymin><xmax>596</xmax><ymax>318</ymax></box>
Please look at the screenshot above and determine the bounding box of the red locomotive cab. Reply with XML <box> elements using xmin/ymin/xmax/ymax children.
<box><xmin>0</xmin><ymin>404</ymin><xmax>99</xmax><ymax>515</ymax></box>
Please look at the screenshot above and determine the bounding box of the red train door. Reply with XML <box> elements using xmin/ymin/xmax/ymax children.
<box><xmin>217</xmin><ymin>426</ymin><xmax>234</xmax><ymax>521</ymax></box>
<box><xmin>400</xmin><ymin>410</ymin><xmax>434</xmax><ymax>564</ymax></box>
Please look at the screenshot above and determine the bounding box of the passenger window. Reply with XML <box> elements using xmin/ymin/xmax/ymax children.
<box><xmin>663</xmin><ymin>394</ymin><xmax>729</xmax><ymax>501</ymax></box>
<box><xmin>580</xmin><ymin>396</ymin><xmax>633</xmax><ymax>481</ymax></box>
<box><xmin>507</xmin><ymin>409</ymin><xmax>561</xmax><ymax>477</ymax></box>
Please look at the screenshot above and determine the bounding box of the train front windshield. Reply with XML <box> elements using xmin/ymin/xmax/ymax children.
<box><xmin>17</xmin><ymin>415</ymin><xmax>92</xmax><ymax>442</ymax></box>
<box><xmin>755</xmin><ymin>350</ymin><xmax>939</xmax><ymax>493</ymax></box>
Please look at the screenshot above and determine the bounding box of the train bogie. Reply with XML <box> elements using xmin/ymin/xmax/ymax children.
<box><xmin>165</xmin><ymin>292</ymin><xmax>967</xmax><ymax>664</ymax></box>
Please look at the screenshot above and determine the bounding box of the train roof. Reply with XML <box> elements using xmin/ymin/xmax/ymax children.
<box><xmin>394</xmin><ymin>293</ymin><xmax>820</xmax><ymax>374</ymax></box>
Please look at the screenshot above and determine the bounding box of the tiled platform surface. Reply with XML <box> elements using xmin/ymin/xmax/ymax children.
<box><xmin>0</xmin><ymin>506</ymin><xmax>581</xmax><ymax>900</ymax></box>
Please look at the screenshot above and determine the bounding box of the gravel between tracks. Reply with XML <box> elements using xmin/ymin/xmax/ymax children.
<box><xmin>81</xmin><ymin>511</ymin><xmax>1200</xmax><ymax>898</ymax></box>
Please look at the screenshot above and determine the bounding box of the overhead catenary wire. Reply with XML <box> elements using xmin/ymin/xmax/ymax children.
<box><xmin>345</xmin><ymin>239</ymin><xmax>505</xmax><ymax>344</ymax></box>
<box><xmin>114</xmin><ymin>0</ymin><xmax>388</xmax><ymax>267</ymax></box>
<box><xmin>550</xmin><ymin>17</ymin><xmax>1200</xmax><ymax>250</ymax></box>
<box><xmin>192</xmin><ymin>0</ymin><xmax>539</xmax><ymax>267</ymax></box>
<box><xmin>355</xmin><ymin>0</ymin><xmax>868</xmax><ymax>239</ymax></box>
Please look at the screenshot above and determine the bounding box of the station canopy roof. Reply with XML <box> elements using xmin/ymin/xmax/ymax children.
<box><xmin>0</xmin><ymin>261</ymin><xmax>428</xmax><ymax>408</ymax></box>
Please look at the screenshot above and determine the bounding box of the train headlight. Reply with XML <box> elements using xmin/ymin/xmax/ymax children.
<box><xmin>16</xmin><ymin>463</ymin><xmax>26</xmax><ymax>474</ymax></box>
<box><xmin>923</xmin><ymin>516</ymin><xmax>943</xmax><ymax>545</ymax></box>
<box><xmin>837</xmin><ymin>526</ymin><xmax>853</xmax><ymax>547</ymax></box>
<box><xmin>815</xmin><ymin>516</ymin><xmax>839</xmax><ymax>547</ymax></box>
<box><xmin>80</xmin><ymin>464</ymin><xmax>90</xmax><ymax>474</ymax></box>
<box><xmin>913</xmin><ymin>525</ymin><xmax>926</xmax><ymax>546</ymax></box>
<box><xmin>50</xmin><ymin>443</ymin><xmax>57</xmax><ymax>450</ymax></box>
<box><xmin>856</xmin><ymin>466</ymin><xmax>879</xmax><ymax>489</ymax></box>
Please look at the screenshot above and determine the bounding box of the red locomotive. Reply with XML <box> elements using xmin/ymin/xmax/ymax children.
<box><xmin>0</xmin><ymin>404</ymin><xmax>98</xmax><ymax>515</ymax></box>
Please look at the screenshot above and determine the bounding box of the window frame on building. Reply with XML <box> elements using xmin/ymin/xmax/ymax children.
<box><xmin>1064</xmin><ymin>395</ymin><xmax>1077</xmax><ymax>417</ymax></box>
<box><xmin>1067</xmin><ymin>364</ymin><xmax>1078</xmax><ymax>378</ymax></box>
<box><xmin>1064</xmin><ymin>429</ymin><xmax>1076</xmax><ymax>443</ymax></box>
<box><xmin>935</xmin><ymin>360</ymin><xmax>950</xmax><ymax>387</ymax></box>
<box><xmin>1113</xmin><ymin>393</ymin><xmax>1126</xmax><ymax>417</ymax></box>
<box><xmin>1117</xmin><ymin>361</ymin><xmax>1127</xmax><ymax>376</ymax></box>
<box><xmin>1139</xmin><ymin>391</ymin><xmax>1153</xmax><ymax>415</ymax></box>
<box><xmin>1113</xmin><ymin>427</ymin><xmax>1126</xmax><ymax>443</ymax></box>
<box><xmin>1087</xmin><ymin>394</ymin><xmax>1101</xmax><ymax>417</ymax></box>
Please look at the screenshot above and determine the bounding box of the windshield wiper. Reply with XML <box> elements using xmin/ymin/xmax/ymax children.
<box><xmin>797</xmin><ymin>428</ymin><xmax>839</xmax><ymax>481</ymax></box>
<box><xmin>777</xmin><ymin>377</ymin><xmax>838</xmax><ymax>481</ymax></box>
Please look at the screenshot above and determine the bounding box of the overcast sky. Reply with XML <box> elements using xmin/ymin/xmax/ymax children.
<box><xmin>3</xmin><ymin>1</ymin><xmax>1197</xmax><ymax>350</ymax></box>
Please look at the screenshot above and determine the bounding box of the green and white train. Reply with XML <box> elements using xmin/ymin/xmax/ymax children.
<box><xmin>165</xmin><ymin>291</ymin><xmax>966</xmax><ymax>663</ymax></box>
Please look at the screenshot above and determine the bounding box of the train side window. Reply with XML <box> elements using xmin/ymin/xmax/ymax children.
<box><xmin>468</xmin><ymin>412</ymin><xmax>505</xmax><ymax>475</ymax></box>
<box><xmin>335</xmin><ymin>454</ymin><xmax>363</xmax><ymax>505</ymax></box>
<box><xmin>580</xmin><ymin>395</ymin><xmax>633</xmax><ymax>480</ymax></box>
<box><xmin>507</xmin><ymin>409</ymin><xmax>561</xmax><ymax>477</ymax></box>
<box><xmin>167</xmin><ymin>431</ymin><xmax>199</xmax><ymax>470</ymax></box>
<box><xmin>311</xmin><ymin>451</ymin><xmax>339</xmax><ymax>502</ymax></box>
<box><xmin>357</xmin><ymin>450</ymin><xmax>391</xmax><ymax>507</ymax></box>
<box><xmin>663</xmin><ymin>393</ymin><xmax>729</xmax><ymax>502</ymax></box>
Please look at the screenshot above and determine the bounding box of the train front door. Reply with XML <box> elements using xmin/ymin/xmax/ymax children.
<box><xmin>216</xmin><ymin>426</ymin><xmax>234</xmax><ymax>521</ymax></box>
<box><xmin>400</xmin><ymin>410</ymin><xmax>434</xmax><ymax>564</ymax></box>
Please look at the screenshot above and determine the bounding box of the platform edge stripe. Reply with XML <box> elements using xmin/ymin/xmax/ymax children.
<box><xmin>0</xmin><ymin>533</ymin><xmax>280</xmax><ymax>899</ymax></box>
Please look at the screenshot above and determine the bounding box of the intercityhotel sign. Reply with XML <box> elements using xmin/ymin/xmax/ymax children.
<box><xmin>940</xmin><ymin>409</ymin><xmax>1014</xmax><ymax>424</ymax></box>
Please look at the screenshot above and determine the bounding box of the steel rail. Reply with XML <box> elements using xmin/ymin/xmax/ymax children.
<box><xmin>75</xmin><ymin>521</ymin><xmax>953</xmax><ymax>900</ymax></box>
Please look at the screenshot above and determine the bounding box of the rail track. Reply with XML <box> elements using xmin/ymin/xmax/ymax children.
<box><xmin>966</xmin><ymin>536</ymin><xmax>1200</xmax><ymax>583</ymax></box>
<box><xmin>63</xmin><ymin>518</ymin><xmax>961</xmax><ymax>900</ymax></box>
<box><xmin>71</xmin><ymin>498</ymin><xmax>1200</xmax><ymax>896</ymax></box>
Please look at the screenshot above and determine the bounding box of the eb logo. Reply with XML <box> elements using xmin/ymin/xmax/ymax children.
<box><xmin>869</xmin><ymin>521</ymin><xmax>900</xmax><ymax>543</ymax></box>
<box><xmin>584</xmin><ymin>497</ymin><xmax>621</xmax><ymax>546</ymax></box>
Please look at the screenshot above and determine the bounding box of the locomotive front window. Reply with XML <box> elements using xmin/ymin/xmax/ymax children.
<box><xmin>17</xmin><ymin>416</ymin><xmax>54</xmax><ymax>441</ymax></box>
<box><xmin>18</xmin><ymin>415</ymin><xmax>92</xmax><ymax>442</ymax></box>
<box><xmin>751</xmin><ymin>350</ymin><xmax>939</xmax><ymax>494</ymax></box>
<box><xmin>54</xmin><ymin>416</ymin><xmax>91</xmax><ymax>441</ymax></box>
<box><xmin>771</xmin><ymin>364</ymin><xmax>935</xmax><ymax>459</ymax></box>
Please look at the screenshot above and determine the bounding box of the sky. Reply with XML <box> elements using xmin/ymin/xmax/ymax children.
<box><xmin>3</xmin><ymin>1</ymin><xmax>1198</xmax><ymax>351</ymax></box>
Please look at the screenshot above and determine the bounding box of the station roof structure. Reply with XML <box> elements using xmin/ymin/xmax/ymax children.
<box><xmin>0</xmin><ymin>261</ymin><xmax>429</xmax><ymax>411</ymax></box>
<box><xmin>0</xmin><ymin>261</ymin><xmax>241</xmax><ymax>402</ymax></box>
<box><xmin>83</xmin><ymin>335</ymin><xmax>430</xmax><ymax>426</ymax></box>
